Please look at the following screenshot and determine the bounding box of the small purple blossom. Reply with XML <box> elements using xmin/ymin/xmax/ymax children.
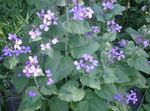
<box><xmin>70</xmin><ymin>4</ymin><xmax>94</xmax><ymax>20</ymax></box>
<box><xmin>118</xmin><ymin>39</ymin><xmax>129</xmax><ymax>48</ymax></box>
<box><xmin>107</xmin><ymin>20</ymin><xmax>122</xmax><ymax>33</ymax></box>
<box><xmin>45</xmin><ymin>69</ymin><xmax>54</xmax><ymax>85</ymax></box>
<box><xmin>102</xmin><ymin>0</ymin><xmax>116</xmax><ymax>11</ymax></box>
<box><xmin>51</xmin><ymin>38</ymin><xmax>59</xmax><ymax>45</ymax></box>
<box><xmin>135</xmin><ymin>36</ymin><xmax>149</xmax><ymax>48</ymax></box>
<box><xmin>40</xmin><ymin>43</ymin><xmax>51</xmax><ymax>51</ymax></box>
<box><xmin>23</xmin><ymin>56</ymin><xmax>42</xmax><ymax>77</ymax></box>
<box><xmin>74</xmin><ymin>54</ymin><xmax>98</xmax><ymax>73</ymax></box>
<box><xmin>29</xmin><ymin>27</ymin><xmax>41</xmax><ymax>39</ymax></box>
<box><xmin>28</xmin><ymin>90</ymin><xmax>37</xmax><ymax>97</ymax></box>
<box><xmin>85</xmin><ymin>26</ymin><xmax>100</xmax><ymax>37</ymax></box>
<box><xmin>38</xmin><ymin>9</ymin><xmax>57</xmax><ymax>31</ymax></box>
<box><xmin>126</xmin><ymin>90</ymin><xmax>138</xmax><ymax>104</ymax></box>
<box><xmin>114</xmin><ymin>93</ymin><xmax>124</xmax><ymax>102</ymax></box>
<box><xmin>107</xmin><ymin>47</ymin><xmax>125</xmax><ymax>63</ymax></box>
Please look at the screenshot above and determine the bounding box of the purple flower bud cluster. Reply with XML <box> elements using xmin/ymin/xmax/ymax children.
<box><xmin>102</xmin><ymin>0</ymin><xmax>116</xmax><ymax>11</ymax></box>
<box><xmin>126</xmin><ymin>90</ymin><xmax>138</xmax><ymax>104</ymax></box>
<box><xmin>74</xmin><ymin>54</ymin><xmax>98</xmax><ymax>73</ymax></box>
<box><xmin>0</xmin><ymin>34</ymin><xmax>31</xmax><ymax>59</ymax></box>
<box><xmin>23</xmin><ymin>56</ymin><xmax>42</xmax><ymax>77</ymax></box>
<box><xmin>107</xmin><ymin>47</ymin><xmax>125</xmax><ymax>63</ymax></box>
<box><xmin>114</xmin><ymin>90</ymin><xmax>138</xmax><ymax>105</ymax></box>
<box><xmin>37</xmin><ymin>9</ymin><xmax>57</xmax><ymax>32</ymax></box>
<box><xmin>40</xmin><ymin>38</ymin><xmax>59</xmax><ymax>51</ymax></box>
<box><xmin>135</xmin><ymin>36</ymin><xmax>149</xmax><ymax>48</ymax></box>
<box><xmin>45</xmin><ymin>69</ymin><xmax>54</xmax><ymax>85</ymax></box>
<box><xmin>27</xmin><ymin>90</ymin><xmax>37</xmax><ymax>97</ymax></box>
<box><xmin>70</xmin><ymin>4</ymin><xmax>94</xmax><ymax>20</ymax></box>
<box><xmin>85</xmin><ymin>26</ymin><xmax>100</xmax><ymax>37</ymax></box>
<box><xmin>107</xmin><ymin>20</ymin><xmax>122</xmax><ymax>33</ymax></box>
<box><xmin>118</xmin><ymin>39</ymin><xmax>129</xmax><ymax>48</ymax></box>
<box><xmin>29</xmin><ymin>27</ymin><xmax>41</xmax><ymax>39</ymax></box>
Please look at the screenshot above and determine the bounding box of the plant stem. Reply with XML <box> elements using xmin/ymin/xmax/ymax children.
<box><xmin>34</xmin><ymin>77</ymin><xmax>39</xmax><ymax>89</ymax></box>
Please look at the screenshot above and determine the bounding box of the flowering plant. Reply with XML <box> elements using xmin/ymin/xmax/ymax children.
<box><xmin>0</xmin><ymin>0</ymin><xmax>150</xmax><ymax>111</ymax></box>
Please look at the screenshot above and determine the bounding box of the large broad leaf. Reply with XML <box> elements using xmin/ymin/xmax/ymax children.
<box><xmin>49</xmin><ymin>96</ymin><xmax>68</xmax><ymax>111</ymax></box>
<box><xmin>95</xmin><ymin>84</ymin><xmax>117</xmax><ymax>101</ymax></box>
<box><xmin>63</xmin><ymin>20</ymin><xmax>91</xmax><ymax>34</ymax></box>
<box><xmin>58</xmin><ymin>80</ymin><xmax>85</xmax><ymax>102</ymax></box>
<box><xmin>18</xmin><ymin>86</ymin><xmax>41</xmax><ymax>111</ymax></box>
<box><xmin>40</xmin><ymin>85</ymin><xmax>58</xmax><ymax>95</ymax></box>
<box><xmin>80</xmin><ymin>75</ymin><xmax>101</xmax><ymax>90</ymax></box>
<box><xmin>3</xmin><ymin>57</ymin><xmax>18</xmax><ymax>69</ymax></box>
<box><xmin>101</xmin><ymin>32</ymin><xmax>116</xmax><ymax>41</ymax></box>
<box><xmin>78</xmin><ymin>90</ymin><xmax>108</xmax><ymax>111</ymax></box>
<box><xmin>12</xmin><ymin>74</ymin><xmax>29</xmax><ymax>93</ymax></box>
<box><xmin>45</xmin><ymin>51</ymin><xmax>74</xmax><ymax>82</ymax></box>
<box><xmin>92</xmin><ymin>3</ymin><xmax>105</xmax><ymax>23</ymax></box>
<box><xmin>104</xmin><ymin>4</ymin><xmax>126</xmax><ymax>20</ymax></box>
<box><xmin>127</xmin><ymin>57</ymin><xmax>150</xmax><ymax>74</ymax></box>
<box><xmin>125</xmin><ymin>27</ymin><xmax>141</xmax><ymax>41</ymax></box>
<box><xmin>69</xmin><ymin>36</ymin><xmax>99</xmax><ymax>58</ymax></box>
<box><xmin>103</xmin><ymin>64</ymin><xmax>131</xmax><ymax>84</ymax></box>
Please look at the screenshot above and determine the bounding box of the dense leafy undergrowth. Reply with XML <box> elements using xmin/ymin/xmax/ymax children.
<box><xmin>0</xmin><ymin>0</ymin><xmax>150</xmax><ymax>111</ymax></box>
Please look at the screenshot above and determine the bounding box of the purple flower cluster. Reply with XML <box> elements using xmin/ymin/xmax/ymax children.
<box><xmin>74</xmin><ymin>54</ymin><xmax>98</xmax><ymax>73</ymax></box>
<box><xmin>0</xmin><ymin>34</ymin><xmax>31</xmax><ymax>59</ymax></box>
<box><xmin>107</xmin><ymin>47</ymin><xmax>125</xmax><ymax>63</ymax></box>
<box><xmin>118</xmin><ymin>39</ymin><xmax>129</xmax><ymax>48</ymax></box>
<box><xmin>23</xmin><ymin>56</ymin><xmax>42</xmax><ymax>77</ymax></box>
<box><xmin>102</xmin><ymin>0</ymin><xmax>116</xmax><ymax>11</ymax></box>
<box><xmin>114</xmin><ymin>90</ymin><xmax>138</xmax><ymax>105</ymax></box>
<box><xmin>29</xmin><ymin>27</ymin><xmax>41</xmax><ymax>39</ymax></box>
<box><xmin>126</xmin><ymin>90</ymin><xmax>138</xmax><ymax>104</ymax></box>
<box><xmin>37</xmin><ymin>9</ymin><xmax>57</xmax><ymax>31</ymax></box>
<box><xmin>70</xmin><ymin>4</ymin><xmax>94</xmax><ymax>20</ymax></box>
<box><xmin>27</xmin><ymin>90</ymin><xmax>37</xmax><ymax>97</ymax></box>
<box><xmin>45</xmin><ymin>69</ymin><xmax>54</xmax><ymax>85</ymax></box>
<box><xmin>107</xmin><ymin>20</ymin><xmax>122</xmax><ymax>33</ymax></box>
<box><xmin>135</xmin><ymin>36</ymin><xmax>149</xmax><ymax>48</ymax></box>
<box><xmin>40</xmin><ymin>38</ymin><xmax>59</xmax><ymax>51</ymax></box>
<box><xmin>85</xmin><ymin>26</ymin><xmax>100</xmax><ymax>37</ymax></box>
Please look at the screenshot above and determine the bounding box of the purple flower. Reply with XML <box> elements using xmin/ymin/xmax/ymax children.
<box><xmin>8</xmin><ymin>34</ymin><xmax>17</xmax><ymax>41</ymax></box>
<box><xmin>28</xmin><ymin>90</ymin><xmax>36</xmax><ymax>97</ymax></box>
<box><xmin>126</xmin><ymin>90</ymin><xmax>138</xmax><ymax>104</ymax></box>
<box><xmin>45</xmin><ymin>69</ymin><xmax>54</xmax><ymax>85</ymax></box>
<box><xmin>2</xmin><ymin>45</ymin><xmax>14</xmax><ymax>57</ymax></box>
<box><xmin>70</xmin><ymin>4</ymin><xmax>94</xmax><ymax>20</ymax></box>
<box><xmin>114</xmin><ymin>93</ymin><xmax>124</xmax><ymax>102</ymax></box>
<box><xmin>118</xmin><ymin>39</ymin><xmax>128</xmax><ymax>47</ymax></box>
<box><xmin>29</xmin><ymin>27</ymin><xmax>41</xmax><ymax>39</ymax></box>
<box><xmin>40</xmin><ymin>43</ymin><xmax>51</xmax><ymax>51</ymax></box>
<box><xmin>102</xmin><ymin>0</ymin><xmax>116</xmax><ymax>11</ymax></box>
<box><xmin>74</xmin><ymin>54</ymin><xmax>98</xmax><ymax>73</ymax></box>
<box><xmin>37</xmin><ymin>9</ymin><xmax>45</xmax><ymax>19</ymax></box>
<box><xmin>85</xmin><ymin>26</ymin><xmax>100</xmax><ymax>38</ymax></box>
<box><xmin>51</xmin><ymin>38</ymin><xmax>59</xmax><ymax>45</ymax></box>
<box><xmin>38</xmin><ymin>9</ymin><xmax>57</xmax><ymax>31</ymax></box>
<box><xmin>23</xmin><ymin>56</ymin><xmax>42</xmax><ymax>77</ymax></box>
<box><xmin>107</xmin><ymin>47</ymin><xmax>125</xmax><ymax>63</ymax></box>
<box><xmin>135</xmin><ymin>36</ymin><xmax>149</xmax><ymax>48</ymax></box>
<box><xmin>107</xmin><ymin>20</ymin><xmax>122</xmax><ymax>33</ymax></box>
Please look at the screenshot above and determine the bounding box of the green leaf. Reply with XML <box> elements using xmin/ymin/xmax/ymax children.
<box><xmin>45</xmin><ymin>48</ymin><xmax>54</xmax><ymax>58</ymax></box>
<box><xmin>12</xmin><ymin>74</ymin><xmax>29</xmax><ymax>93</ymax></box>
<box><xmin>126</xmin><ymin>27</ymin><xmax>141</xmax><ymax>41</ymax></box>
<box><xmin>105</xmin><ymin>4</ymin><xmax>126</xmax><ymax>20</ymax></box>
<box><xmin>58</xmin><ymin>80</ymin><xmax>85</xmax><ymax>102</ymax></box>
<box><xmin>127</xmin><ymin>57</ymin><xmax>150</xmax><ymax>74</ymax></box>
<box><xmin>135</xmin><ymin>0</ymin><xmax>146</xmax><ymax>3</ymax></box>
<box><xmin>63</xmin><ymin>20</ymin><xmax>91</xmax><ymax>34</ymax></box>
<box><xmin>18</xmin><ymin>86</ymin><xmax>41</xmax><ymax>111</ymax></box>
<box><xmin>49</xmin><ymin>96</ymin><xmax>68</xmax><ymax>111</ymax></box>
<box><xmin>55</xmin><ymin>0</ymin><xmax>66</xmax><ymax>6</ymax></box>
<box><xmin>3</xmin><ymin>57</ymin><xmax>18</xmax><ymax>69</ymax></box>
<box><xmin>69</xmin><ymin>36</ymin><xmax>99</xmax><ymax>58</ymax></box>
<box><xmin>40</xmin><ymin>85</ymin><xmax>58</xmax><ymax>95</ymax></box>
<box><xmin>80</xmin><ymin>75</ymin><xmax>101</xmax><ymax>90</ymax></box>
<box><xmin>45</xmin><ymin>52</ymin><xmax>74</xmax><ymax>82</ymax></box>
<box><xmin>95</xmin><ymin>84</ymin><xmax>117</xmax><ymax>101</ymax></box>
<box><xmin>101</xmin><ymin>32</ymin><xmax>116</xmax><ymax>41</ymax></box>
<box><xmin>78</xmin><ymin>90</ymin><xmax>108</xmax><ymax>111</ymax></box>
<box><xmin>93</xmin><ymin>3</ymin><xmax>105</xmax><ymax>23</ymax></box>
